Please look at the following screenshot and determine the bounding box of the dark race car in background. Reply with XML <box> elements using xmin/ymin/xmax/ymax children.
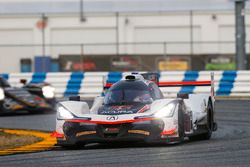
<box><xmin>0</xmin><ymin>77</ymin><xmax>56</xmax><ymax>115</ymax></box>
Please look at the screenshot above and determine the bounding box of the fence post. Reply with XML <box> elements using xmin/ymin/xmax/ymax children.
<box><xmin>235</xmin><ymin>0</ymin><xmax>247</xmax><ymax>70</ymax></box>
<box><xmin>116</xmin><ymin>12</ymin><xmax>119</xmax><ymax>56</ymax></box>
<box><xmin>41</xmin><ymin>13</ymin><xmax>48</xmax><ymax>72</ymax></box>
<box><xmin>163</xmin><ymin>42</ymin><xmax>167</xmax><ymax>57</ymax></box>
<box><xmin>190</xmin><ymin>10</ymin><xmax>194</xmax><ymax>70</ymax></box>
<box><xmin>80</xmin><ymin>44</ymin><xmax>84</xmax><ymax>72</ymax></box>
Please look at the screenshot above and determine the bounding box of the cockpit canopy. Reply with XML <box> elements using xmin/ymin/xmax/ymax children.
<box><xmin>104</xmin><ymin>80</ymin><xmax>163</xmax><ymax>105</ymax></box>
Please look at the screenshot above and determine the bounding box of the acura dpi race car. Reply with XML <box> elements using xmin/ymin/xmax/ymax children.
<box><xmin>54</xmin><ymin>73</ymin><xmax>217</xmax><ymax>147</ymax></box>
<box><xmin>0</xmin><ymin>77</ymin><xmax>56</xmax><ymax>115</ymax></box>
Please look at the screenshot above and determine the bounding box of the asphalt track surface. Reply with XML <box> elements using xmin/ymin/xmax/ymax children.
<box><xmin>0</xmin><ymin>100</ymin><xmax>250</xmax><ymax>167</ymax></box>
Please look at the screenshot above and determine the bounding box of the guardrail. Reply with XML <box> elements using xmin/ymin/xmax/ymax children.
<box><xmin>1</xmin><ymin>71</ymin><xmax>250</xmax><ymax>99</ymax></box>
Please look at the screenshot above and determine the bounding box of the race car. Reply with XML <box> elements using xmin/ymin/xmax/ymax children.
<box><xmin>0</xmin><ymin>77</ymin><xmax>56</xmax><ymax>115</ymax></box>
<box><xmin>54</xmin><ymin>72</ymin><xmax>217</xmax><ymax>148</ymax></box>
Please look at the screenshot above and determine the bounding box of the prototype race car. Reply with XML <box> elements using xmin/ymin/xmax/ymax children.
<box><xmin>0</xmin><ymin>77</ymin><xmax>56</xmax><ymax>115</ymax></box>
<box><xmin>54</xmin><ymin>72</ymin><xmax>217</xmax><ymax>147</ymax></box>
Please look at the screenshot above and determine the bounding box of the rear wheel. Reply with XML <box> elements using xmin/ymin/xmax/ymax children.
<box><xmin>177</xmin><ymin>107</ymin><xmax>185</xmax><ymax>142</ymax></box>
<box><xmin>189</xmin><ymin>100</ymin><xmax>213</xmax><ymax>141</ymax></box>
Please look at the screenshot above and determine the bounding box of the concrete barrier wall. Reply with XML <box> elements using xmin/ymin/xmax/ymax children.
<box><xmin>1</xmin><ymin>71</ymin><xmax>250</xmax><ymax>98</ymax></box>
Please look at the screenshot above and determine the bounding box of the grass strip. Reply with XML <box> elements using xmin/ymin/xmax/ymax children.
<box><xmin>0</xmin><ymin>130</ymin><xmax>42</xmax><ymax>150</ymax></box>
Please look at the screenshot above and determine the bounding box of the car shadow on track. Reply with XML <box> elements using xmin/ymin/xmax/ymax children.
<box><xmin>53</xmin><ymin>140</ymin><xmax>188</xmax><ymax>151</ymax></box>
<box><xmin>0</xmin><ymin>110</ymin><xmax>55</xmax><ymax>117</ymax></box>
<box><xmin>53</xmin><ymin>136</ymin><xmax>218</xmax><ymax>151</ymax></box>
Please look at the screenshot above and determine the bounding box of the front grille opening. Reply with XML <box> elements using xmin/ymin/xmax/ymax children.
<box><xmin>104</xmin><ymin>133</ymin><xmax>119</xmax><ymax>138</ymax></box>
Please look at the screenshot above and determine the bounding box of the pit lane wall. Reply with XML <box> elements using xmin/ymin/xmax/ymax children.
<box><xmin>0</xmin><ymin>71</ymin><xmax>249</xmax><ymax>98</ymax></box>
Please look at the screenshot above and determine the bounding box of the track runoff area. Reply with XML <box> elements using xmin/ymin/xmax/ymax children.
<box><xmin>0</xmin><ymin>99</ymin><xmax>250</xmax><ymax>167</ymax></box>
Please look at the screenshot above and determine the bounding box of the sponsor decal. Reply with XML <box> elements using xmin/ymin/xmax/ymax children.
<box><xmin>137</xmin><ymin>105</ymin><xmax>150</xmax><ymax>113</ymax></box>
<box><xmin>106</xmin><ymin>115</ymin><xmax>119</xmax><ymax>121</ymax></box>
<box><xmin>101</xmin><ymin>110</ymin><xmax>134</xmax><ymax>115</ymax></box>
<box><xmin>99</xmin><ymin>104</ymin><xmax>147</xmax><ymax>115</ymax></box>
<box><xmin>110</xmin><ymin>105</ymin><xmax>133</xmax><ymax>110</ymax></box>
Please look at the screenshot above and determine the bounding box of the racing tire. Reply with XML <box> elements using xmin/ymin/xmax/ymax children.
<box><xmin>189</xmin><ymin>100</ymin><xmax>213</xmax><ymax>141</ymax></box>
<box><xmin>0</xmin><ymin>103</ymin><xmax>6</xmax><ymax>116</ymax></box>
<box><xmin>177</xmin><ymin>107</ymin><xmax>185</xmax><ymax>143</ymax></box>
<box><xmin>0</xmin><ymin>110</ymin><xmax>4</xmax><ymax>116</ymax></box>
<box><xmin>28</xmin><ymin>110</ymin><xmax>45</xmax><ymax>115</ymax></box>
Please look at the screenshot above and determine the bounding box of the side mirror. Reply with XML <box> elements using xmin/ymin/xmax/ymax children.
<box><xmin>20</xmin><ymin>79</ymin><xmax>27</xmax><ymax>85</ymax></box>
<box><xmin>147</xmin><ymin>98</ymin><xmax>154</xmax><ymax>104</ymax></box>
<box><xmin>69</xmin><ymin>96</ymin><xmax>80</xmax><ymax>101</ymax></box>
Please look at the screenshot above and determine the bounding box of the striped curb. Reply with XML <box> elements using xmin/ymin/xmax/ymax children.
<box><xmin>0</xmin><ymin>129</ymin><xmax>56</xmax><ymax>156</ymax></box>
<box><xmin>2</xmin><ymin>71</ymin><xmax>250</xmax><ymax>98</ymax></box>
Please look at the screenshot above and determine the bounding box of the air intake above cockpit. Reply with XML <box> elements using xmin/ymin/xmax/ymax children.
<box><xmin>124</xmin><ymin>74</ymin><xmax>144</xmax><ymax>81</ymax></box>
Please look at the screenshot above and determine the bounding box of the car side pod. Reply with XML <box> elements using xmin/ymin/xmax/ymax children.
<box><xmin>69</xmin><ymin>96</ymin><xmax>80</xmax><ymax>101</ymax></box>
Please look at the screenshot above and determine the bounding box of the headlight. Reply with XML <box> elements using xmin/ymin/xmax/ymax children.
<box><xmin>0</xmin><ymin>88</ymin><xmax>5</xmax><ymax>101</ymax></box>
<box><xmin>57</xmin><ymin>105</ymin><xmax>74</xmax><ymax>119</ymax></box>
<box><xmin>154</xmin><ymin>103</ymin><xmax>176</xmax><ymax>118</ymax></box>
<box><xmin>42</xmin><ymin>86</ymin><xmax>55</xmax><ymax>99</ymax></box>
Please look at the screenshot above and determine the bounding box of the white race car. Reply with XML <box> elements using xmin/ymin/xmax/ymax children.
<box><xmin>54</xmin><ymin>73</ymin><xmax>217</xmax><ymax>148</ymax></box>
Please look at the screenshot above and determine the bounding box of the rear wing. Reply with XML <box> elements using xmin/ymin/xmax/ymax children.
<box><xmin>103</xmin><ymin>72</ymin><xmax>215</xmax><ymax>97</ymax></box>
<box><xmin>159</xmin><ymin>72</ymin><xmax>215</xmax><ymax>97</ymax></box>
<box><xmin>158</xmin><ymin>81</ymin><xmax>211</xmax><ymax>87</ymax></box>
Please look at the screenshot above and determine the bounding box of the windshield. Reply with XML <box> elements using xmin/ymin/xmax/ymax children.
<box><xmin>104</xmin><ymin>89</ymin><xmax>152</xmax><ymax>105</ymax></box>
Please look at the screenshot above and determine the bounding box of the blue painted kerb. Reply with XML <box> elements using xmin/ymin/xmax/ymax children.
<box><xmin>216</xmin><ymin>71</ymin><xmax>237</xmax><ymax>96</ymax></box>
<box><xmin>106</xmin><ymin>72</ymin><xmax>123</xmax><ymax>84</ymax></box>
<box><xmin>64</xmin><ymin>72</ymin><xmax>84</xmax><ymax>96</ymax></box>
<box><xmin>0</xmin><ymin>74</ymin><xmax>9</xmax><ymax>80</ymax></box>
<box><xmin>179</xmin><ymin>71</ymin><xmax>199</xmax><ymax>94</ymax></box>
<box><xmin>30</xmin><ymin>73</ymin><xmax>46</xmax><ymax>83</ymax></box>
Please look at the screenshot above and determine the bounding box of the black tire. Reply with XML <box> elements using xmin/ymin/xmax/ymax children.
<box><xmin>0</xmin><ymin>103</ymin><xmax>6</xmax><ymax>116</ymax></box>
<box><xmin>177</xmin><ymin>106</ymin><xmax>185</xmax><ymax>142</ymax></box>
<box><xmin>0</xmin><ymin>111</ymin><xmax>4</xmax><ymax>116</ymax></box>
<box><xmin>189</xmin><ymin>100</ymin><xmax>213</xmax><ymax>141</ymax></box>
<box><xmin>28</xmin><ymin>110</ymin><xmax>45</xmax><ymax>115</ymax></box>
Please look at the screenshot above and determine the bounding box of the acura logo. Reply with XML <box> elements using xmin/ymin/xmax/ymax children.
<box><xmin>106</xmin><ymin>115</ymin><xmax>118</xmax><ymax>121</ymax></box>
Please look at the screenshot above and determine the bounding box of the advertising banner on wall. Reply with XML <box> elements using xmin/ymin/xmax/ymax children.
<box><xmin>59</xmin><ymin>54</ymin><xmax>192</xmax><ymax>72</ymax></box>
<box><xmin>205</xmin><ymin>56</ymin><xmax>236</xmax><ymax>70</ymax></box>
<box><xmin>111</xmin><ymin>56</ymin><xmax>141</xmax><ymax>71</ymax></box>
<box><xmin>59</xmin><ymin>55</ymin><xmax>142</xmax><ymax>72</ymax></box>
<box><xmin>59</xmin><ymin>55</ymin><xmax>111</xmax><ymax>72</ymax></box>
<box><xmin>157</xmin><ymin>57</ymin><xmax>190</xmax><ymax>71</ymax></box>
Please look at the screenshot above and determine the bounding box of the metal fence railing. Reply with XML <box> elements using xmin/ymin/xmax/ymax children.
<box><xmin>1</xmin><ymin>10</ymin><xmax>250</xmax><ymax>72</ymax></box>
<box><xmin>0</xmin><ymin>41</ymin><xmax>249</xmax><ymax>72</ymax></box>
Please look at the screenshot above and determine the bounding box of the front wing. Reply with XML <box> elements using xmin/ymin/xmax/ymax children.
<box><xmin>55</xmin><ymin>116</ymin><xmax>180</xmax><ymax>145</ymax></box>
